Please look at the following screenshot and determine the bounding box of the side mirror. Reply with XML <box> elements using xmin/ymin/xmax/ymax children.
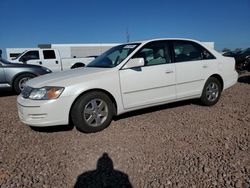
<box><xmin>123</xmin><ymin>58</ymin><xmax>144</xmax><ymax>69</ymax></box>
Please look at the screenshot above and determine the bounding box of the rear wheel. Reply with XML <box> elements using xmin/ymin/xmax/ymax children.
<box><xmin>13</xmin><ymin>73</ymin><xmax>35</xmax><ymax>94</ymax></box>
<box><xmin>71</xmin><ymin>91</ymin><xmax>114</xmax><ymax>133</ymax></box>
<box><xmin>200</xmin><ymin>77</ymin><xmax>222</xmax><ymax>106</ymax></box>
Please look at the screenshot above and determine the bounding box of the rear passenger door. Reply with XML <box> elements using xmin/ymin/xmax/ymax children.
<box><xmin>41</xmin><ymin>50</ymin><xmax>61</xmax><ymax>72</ymax></box>
<box><xmin>172</xmin><ymin>40</ymin><xmax>216</xmax><ymax>99</ymax></box>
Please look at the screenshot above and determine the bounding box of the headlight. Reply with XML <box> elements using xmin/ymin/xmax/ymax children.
<box><xmin>41</xmin><ymin>67</ymin><xmax>52</xmax><ymax>73</ymax></box>
<box><xmin>28</xmin><ymin>87</ymin><xmax>64</xmax><ymax>100</ymax></box>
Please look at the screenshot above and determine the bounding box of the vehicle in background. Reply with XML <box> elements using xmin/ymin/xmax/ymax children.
<box><xmin>0</xmin><ymin>58</ymin><xmax>51</xmax><ymax>93</ymax></box>
<box><xmin>6</xmin><ymin>44</ymin><xmax>118</xmax><ymax>72</ymax></box>
<box><xmin>6</xmin><ymin>48</ymin><xmax>36</xmax><ymax>60</ymax></box>
<box><xmin>10</xmin><ymin>49</ymin><xmax>96</xmax><ymax>72</ymax></box>
<box><xmin>37</xmin><ymin>43</ymin><xmax>119</xmax><ymax>59</ymax></box>
<box><xmin>17</xmin><ymin>38</ymin><xmax>238</xmax><ymax>133</ymax></box>
<box><xmin>223</xmin><ymin>48</ymin><xmax>250</xmax><ymax>72</ymax></box>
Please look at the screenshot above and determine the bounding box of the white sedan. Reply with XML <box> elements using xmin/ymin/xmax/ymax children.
<box><xmin>17</xmin><ymin>38</ymin><xmax>238</xmax><ymax>133</ymax></box>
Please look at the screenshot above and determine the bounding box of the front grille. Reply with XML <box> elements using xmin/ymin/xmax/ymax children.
<box><xmin>21</xmin><ymin>86</ymin><xmax>32</xmax><ymax>99</ymax></box>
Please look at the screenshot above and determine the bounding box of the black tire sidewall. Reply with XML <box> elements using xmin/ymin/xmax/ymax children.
<box><xmin>71</xmin><ymin>92</ymin><xmax>114</xmax><ymax>133</ymax></box>
<box><xmin>13</xmin><ymin>74</ymin><xmax>35</xmax><ymax>94</ymax></box>
<box><xmin>201</xmin><ymin>77</ymin><xmax>222</xmax><ymax>106</ymax></box>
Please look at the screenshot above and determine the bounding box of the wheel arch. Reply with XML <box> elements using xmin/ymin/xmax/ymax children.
<box><xmin>69</xmin><ymin>88</ymin><xmax>118</xmax><ymax>122</ymax></box>
<box><xmin>11</xmin><ymin>72</ymin><xmax>37</xmax><ymax>87</ymax></box>
<box><xmin>208</xmin><ymin>74</ymin><xmax>224</xmax><ymax>90</ymax></box>
<box><xmin>71</xmin><ymin>62</ymin><xmax>85</xmax><ymax>69</ymax></box>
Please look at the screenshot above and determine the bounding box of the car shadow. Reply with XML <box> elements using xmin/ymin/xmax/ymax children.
<box><xmin>30</xmin><ymin>100</ymin><xmax>198</xmax><ymax>133</ymax></box>
<box><xmin>114</xmin><ymin>99</ymin><xmax>198</xmax><ymax>121</ymax></box>
<box><xmin>30</xmin><ymin>124</ymin><xmax>74</xmax><ymax>133</ymax></box>
<box><xmin>0</xmin><ymin>90</ymin><xmax>17</xmax><ymax>97</ymax></box>
<box><xmin>238</xmin><ymin>75</ymin><xmax>250</xmax><ymax>84</ymax></box>
<box><xmin>74</xmin><ymin>153</ymin><xmax>133</xmax><ymax>188</ymax></box>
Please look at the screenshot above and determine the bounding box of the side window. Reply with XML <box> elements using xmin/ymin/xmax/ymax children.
<box><xmin>201</xmin><ymin>47</ymin><xmax>216</xmax><ymax>60</ymax></box>
<box><xmin>43</xmin><ymin>50</ymin><xmax>56</xmax><ymax>59</ymax></box>
<box><xmin>133</xmin><ymin>41</ymin><xmax>171</xmax><ymax>66</ymax></box>
<box><xmin>10</xmin><ymin>53</ymin><xmax>21</xmax><ymax>58</ymax></box>
<box><xmin>173</xmin><ymin>41</ymin><xmax>215</xmax><ymax>62</ymax></box>
<box><xmin>22</xmin><ymin>51</ymin><xmax>39</xmax><ymax>61</ymax></box>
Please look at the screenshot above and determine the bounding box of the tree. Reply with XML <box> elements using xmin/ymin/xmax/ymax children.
<box><xmin>222</xmin><ymin>48</ymin><xmax>231</xmax><ymax>53</ymax></box>
<box><xmin>235</xmin><ymin>48</ymin><xmax>242</xmax><ymax>52</ymax></box>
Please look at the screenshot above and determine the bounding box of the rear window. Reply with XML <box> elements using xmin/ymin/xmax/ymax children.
<box><xmin>43</xmin><ymin>50</ymin><xmax>56</xmax><ymax>59</ymax></box>
<box><xmin>173</xmin><ymin>41</ymin><xmax>215</xmax><ymax>63</ymax></box>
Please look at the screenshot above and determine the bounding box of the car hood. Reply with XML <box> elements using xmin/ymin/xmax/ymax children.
<box><xmin>1</xmin><ymin>61</ymin><xmax>36</xmax><ymax>67</ymax></box>
<box><xmin>26</xmin><ymin>67</ymin><xmax>113</xmax><ymax>88</ymax></box>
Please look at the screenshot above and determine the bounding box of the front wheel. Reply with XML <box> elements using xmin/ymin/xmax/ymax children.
<box><xmin>200</xmin><ymin>77</ymin><xmax>222</xmax><ymax>106</ymax></box>
<box><xmin>13</xmin><ymin>73</ymin><xmax>35</xmax><ymax>94</ymax></box>
<box><xmin>71</xmin><ymin>91</ymin><xmax>114</xmax><ymax>133</ymax></box>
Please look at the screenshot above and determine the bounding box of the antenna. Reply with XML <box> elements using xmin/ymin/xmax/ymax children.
<box><xmin>126</xmin><ymin>27</ymin><xmax>130</xmax><ymax>43</ymax></box>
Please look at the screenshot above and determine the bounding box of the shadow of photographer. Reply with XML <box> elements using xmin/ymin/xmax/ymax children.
<box><xmin>74</xmin><ymin>153</ymin><xmax>132</xmax><ymax>188</ymax></box>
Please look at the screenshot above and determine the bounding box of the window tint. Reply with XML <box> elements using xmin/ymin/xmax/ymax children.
<box><xmin>43</xmin><ymin>50</ymin><xmax>56</xmax><ymax>59</ymax></box>
<box><xmin>22</xmin><ymin>51</ymin><xmax>39</xmax><ymax>61</ymax></box>
<box><xmin>133</xmin><ymin>41</ymin><xmax>171</xmax><ymax>66</ymax></box>
<box><xmin>173</xmin><ymin>42</ymin><xmax>203</xmax><ymax>62</ymax></box>
<box><xmin>173</xmin><ymin>41</ymin><xmax>215</xmax><ymax>62</ymax></box>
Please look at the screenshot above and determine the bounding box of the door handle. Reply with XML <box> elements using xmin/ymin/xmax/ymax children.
<box><xmin>203</xmin><ymin>65</ymin><xmax>208</xmax><ymax>68</ymax></box>
<box><xmin>165</xmin><ymin>70</ymin><xmax>174</xmax><ymax>74</ymax></box>
<box><xmin>55</xmin><ymin>61</ymin><xmax>59</xmax><ymax>64</ymax></box>
<box><xmin>38</xmin><ymin>61</ymin><xmax>42</xmax><ymax>65</ymax></box>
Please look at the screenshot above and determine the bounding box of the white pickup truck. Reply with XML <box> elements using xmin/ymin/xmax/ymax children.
<box><xmin>10</xmin><ymin>49</ymin><xmax>95</xmax><ymax>72</ymax></box>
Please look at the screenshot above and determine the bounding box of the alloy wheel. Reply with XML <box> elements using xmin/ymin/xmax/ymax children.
<box><xmin>206</xmin><ymin>82</ymin><xmax>219</xmax><ymax>102</ymax></box>
<box><xmin>83</xmin><ymin>99</ymin><xmax>109</xmax><ymax>127</ymax></box>
<box><xmin>19</xmin><ymin>77</ymin><xmax>31</xmax><ymax>91</ymax></box>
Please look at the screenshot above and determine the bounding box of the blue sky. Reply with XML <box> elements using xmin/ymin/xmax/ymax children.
<box><xmin>0</xmin><ymin>0</ymin><xmax>249</xmax><ymax>57</ymax></box>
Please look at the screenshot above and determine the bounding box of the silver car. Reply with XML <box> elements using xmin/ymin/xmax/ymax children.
<box><xmin>0</xmin><ymin>58</ymin><xmax>51</xmax><ymax>93</ymax></box>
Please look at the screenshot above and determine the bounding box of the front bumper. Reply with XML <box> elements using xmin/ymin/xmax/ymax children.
<box><xmin>17</xmin><ymin>95</ymin><xmax>73</xmax><ymax>127</ymax></box>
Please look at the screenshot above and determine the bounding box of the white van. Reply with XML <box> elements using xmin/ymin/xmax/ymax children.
<box><xmin>10</xmin><ymin>49</ymin><xmax>95</xmax><ymax>72</ymax></box>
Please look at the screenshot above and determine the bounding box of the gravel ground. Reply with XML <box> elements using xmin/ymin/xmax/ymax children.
<box><xmin>0</xmin><ymin>73</ymin><xmax>249</xmax><ymax>188</ymax></box>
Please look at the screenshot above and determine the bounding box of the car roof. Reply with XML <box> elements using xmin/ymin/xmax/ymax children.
<box><xmin>129</xmin><ymin>38</ymin><xmax>201</xmax><ymax>44</ymax></box>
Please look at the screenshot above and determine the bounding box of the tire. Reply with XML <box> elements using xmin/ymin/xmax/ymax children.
<box><xmin>13</xmin><ymin>73</ymin><xmax>35</xmax><ymax>94</ymax></box>
<box><xmin>200</xmin><ymin>77</ymin><xmax>222</xmax><ymax>106</ymax></box>
<box><xmin>71</xmin><ymin>91</ymin><xmax>114</xmax><ymax>133</ymax></box>
<box><xmin>246</xmin><ymin>58</ymin><xmax>250</xmax><ymax>72</ymax></box>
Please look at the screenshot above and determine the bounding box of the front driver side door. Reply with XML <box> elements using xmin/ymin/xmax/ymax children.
<box><xmin>20</xmin><ymin>50</ymin><xmax>40</xmax><ymax>65</ymax></box>
<box><xmin>119</xmin><ymin>41</ymin><xmax>176</xmax><ymax>109</ymax></box>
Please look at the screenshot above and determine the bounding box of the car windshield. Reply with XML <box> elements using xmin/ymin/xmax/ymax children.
<box><xmin>87</xmin><ymin>43</ymin><xmax>140</xmax><ymax>68</ymax></box>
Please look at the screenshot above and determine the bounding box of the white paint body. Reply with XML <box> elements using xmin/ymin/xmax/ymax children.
<box><xmin>17</xmin><ymin>38</ymin><xmax>238</xmax><ymax>127</ymax></box>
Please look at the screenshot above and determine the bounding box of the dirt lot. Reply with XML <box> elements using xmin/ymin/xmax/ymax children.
<box><xmin>0</xmin><ymin>73</ymin><xmax>249</xmax><ymax>188</ymax></box>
